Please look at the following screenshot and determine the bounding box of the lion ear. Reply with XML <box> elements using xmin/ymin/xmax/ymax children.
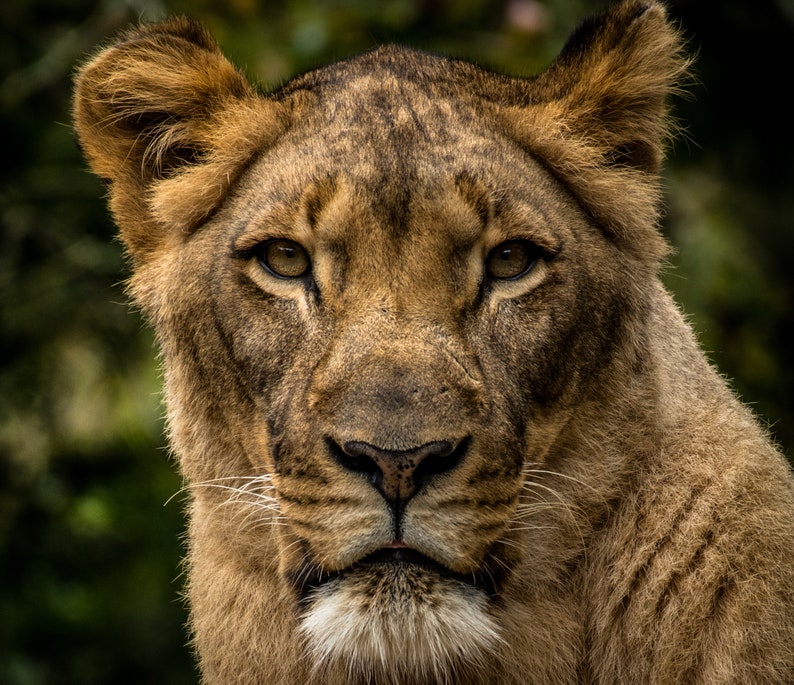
<box><xmin>501</xmin><ymin>0</ymin><xmax>688</xmax><ymax>260</ymax></box>
<box><xmin>73</xmin><ymin>17</ymin><xmax>286</xmax><ymax>260</ymax></box>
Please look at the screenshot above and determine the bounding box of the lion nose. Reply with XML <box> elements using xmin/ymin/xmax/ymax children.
<box><xmin>331</xmin><ymin>439</ymin><xmax>467</xmax><ymax>504</ymax></box>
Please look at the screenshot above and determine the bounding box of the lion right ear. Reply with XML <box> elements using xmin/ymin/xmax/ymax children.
<box><xmin>497</xmin><ymin>0</ymin><xmax>689</xmax><ymax>263</ymax></box>
<box><xmin>73</xmin><ymin>17</ymin><xmax>287</xmax><ymax>261</ymax></box>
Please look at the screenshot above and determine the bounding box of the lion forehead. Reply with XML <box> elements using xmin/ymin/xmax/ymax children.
<box><xmin>231</xmin><ymin>101</ymin><xmax>569</xmax><ymax>253</ymax></box>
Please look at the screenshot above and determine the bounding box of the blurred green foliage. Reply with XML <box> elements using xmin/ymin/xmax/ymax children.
<box><xmin>1</xmin><ymin>0</ymin><xmax>792</xmax><ymax>682</ymax></box>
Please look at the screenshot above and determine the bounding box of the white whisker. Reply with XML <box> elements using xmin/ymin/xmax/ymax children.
<box><xmin>170</xmin><ymin>475</ymin><xmax>284</xmax><ymax>535</ymax></box>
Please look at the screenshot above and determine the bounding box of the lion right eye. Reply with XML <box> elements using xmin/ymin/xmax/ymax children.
<box><xmin>485</xmin><ymin>239</ymin><xmax>543</xmax><ymax>280</ymax></box>
<box><xmin>254</xmin><ymin>239</ymin><xmax>311</xmax><ymax>279</ymax></box>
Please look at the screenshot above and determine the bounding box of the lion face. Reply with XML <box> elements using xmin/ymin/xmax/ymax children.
<box><xmin>73</xmin><ymin>4</ymin><xmax>688</xmax><ymax>682</ymax></box>
<box><xmin>154</xmin><ymin>81</ymin><xmax>645</xmax><ymax>678</ymax></box>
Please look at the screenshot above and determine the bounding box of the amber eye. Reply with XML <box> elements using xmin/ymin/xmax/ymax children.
<box><xmin>256</xmin><ymin>239</ymin><xmax>311</xmax><ymax>279</ymax></box>
<box><xmin>485</xmin><ymin>240</ymin><xmax>541</xmax><ymax>280</ymax></box>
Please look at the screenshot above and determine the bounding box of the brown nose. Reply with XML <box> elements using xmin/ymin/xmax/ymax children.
<box><xmin>331</xmin><ymin>439</ymin><xmax>466</xmax><ymax>504</ymax></box>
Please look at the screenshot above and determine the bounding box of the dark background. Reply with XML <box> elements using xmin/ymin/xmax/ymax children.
<box><xmin>2</xmin><ymin>0</ymin><xmax>792</xmax><ymax>682</ymax></box>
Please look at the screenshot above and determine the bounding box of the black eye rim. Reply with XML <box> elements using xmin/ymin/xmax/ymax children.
<box><xmin>253</xmin><ymin>238</ymin><xmax>312</xmax><ymax>280</ymax></box>
<box><xmin>485</xmin><ymin>238</ymin><xmax>548</xmax><ymax>281</ymax></box>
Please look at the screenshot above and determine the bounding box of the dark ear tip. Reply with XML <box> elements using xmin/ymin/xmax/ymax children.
<box><xmin>609</xmin><ymin>140</ymin><xmax>661</xmax><ymax>175</ymax></box>
<box><xmin>626</xmin><ymin>2</ymin><xmax>657</xmax><ymax>21</ymax></box>
<box><xmin>559</xmin><ymin>0</ymin><xmax>667</xmax><ymax>62</ymax></box>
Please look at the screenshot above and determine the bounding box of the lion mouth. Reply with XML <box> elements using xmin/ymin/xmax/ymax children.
<box><xmin>358</xmin><ymin>546</ymin><xmax>450</xmax><ymax>571</ymax></box>
<box><xmin>297</xmin><ymin>546</ymin><xmax>488</xmax><ymax>600</ymax></box>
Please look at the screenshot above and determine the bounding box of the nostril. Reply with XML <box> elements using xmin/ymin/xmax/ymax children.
<box><xmin>413</xmin><ymin>436</ymin><xmax>468</xmax><ymax>484</ymax></box>
<box><xmin>325</xmin><ymin>438</ymin><xmax>381</xmax><ymax>485</ymax></box>
<box><xmin>327</xmin><ymin>437</ymin><xmax>469</xmax><ymax>504</ymax></box>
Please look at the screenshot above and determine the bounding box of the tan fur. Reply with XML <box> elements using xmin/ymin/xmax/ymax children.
<box><xmin>73</xmin><ymin>3</ymin><xmax>794</xmax><ymax>683</ymax></box>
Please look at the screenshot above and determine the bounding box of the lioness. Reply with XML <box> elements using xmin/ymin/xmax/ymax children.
<box><xmin>73</xmin><ymin>1</ymin><xmax>794</xmax><ymax>683</ymax></box>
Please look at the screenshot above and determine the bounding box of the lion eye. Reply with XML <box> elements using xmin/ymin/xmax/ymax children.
<box><xmin>256</xmin><ymin>239</ymin><xmax>311</xmax><ymax>279</ymax></box>
<box><xmin>485</xmin><ymin>240</ymin><xmax>541</xmax><ymax>280</ymax></box>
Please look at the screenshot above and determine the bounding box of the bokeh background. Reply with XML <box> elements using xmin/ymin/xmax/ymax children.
<box><xmin>2</xmin><ymin>0</ymin><xmax>792</xmax><ymax>682</ymax></box>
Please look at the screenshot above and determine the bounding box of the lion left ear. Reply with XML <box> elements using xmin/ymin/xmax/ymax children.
<box><xmin>73</xmin><ymin>17</ymin><xmax>288</xmax><ymax>262</ymax></box>
<box><xmin>500</xmin><ymin>0</ymin><xmax>688</xmax><ymax>260</ymax></box>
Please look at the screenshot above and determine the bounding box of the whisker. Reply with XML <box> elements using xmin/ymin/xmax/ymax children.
<box><xmin>513</xmin><ymin>471</ymin><xmax>589</xmax><ymax>556</ymax></box>
<box><xmin>507</xmin><ymin>524</ymin><xmax>558</xmax><ymax>533</ymax></box>
<box><xmin>169</xmin><ymin>475</ymin><xmax>285</xmax><ymax>537</ymax></box>
<box><xmin>521</xmin><ymin>467</ymin><xmax>598</xmax><ymax>493</ymax></box>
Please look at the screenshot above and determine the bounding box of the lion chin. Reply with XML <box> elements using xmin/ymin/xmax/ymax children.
<box><xmin>300</xmin><ymin>553</ymin><xmax>501</xmax><ymax>685</ymax></box>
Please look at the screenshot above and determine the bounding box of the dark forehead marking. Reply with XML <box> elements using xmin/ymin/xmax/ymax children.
<box><xmin>298</xmin><ymin>75</ymin><xmax>448</xmax><ymax>240</ymax></box>
<box><xmin>454</xmin><ymin>171</ymin><xmax>493</xmax><ymax>228</ymax></box>
<box><xmin>303</xmin><ymin>175</ymin><xmax>339</xmax><ymax>229</ymax></box>
<box><xmin>356</xmin><ymin>84</ymin><xmax>429</xmax><ymax>239</ymax></box>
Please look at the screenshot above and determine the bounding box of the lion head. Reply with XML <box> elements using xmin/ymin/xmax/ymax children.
<box><xmin>72</xmin><ymin>3</ymin><xmax>732</xmax><ymax>684</ymax></box>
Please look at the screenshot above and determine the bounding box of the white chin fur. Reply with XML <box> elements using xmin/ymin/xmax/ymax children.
<box><xmin>299</xmin><ymin>565</ymin><xmax>501</xmax><ymax>684</ymax></box>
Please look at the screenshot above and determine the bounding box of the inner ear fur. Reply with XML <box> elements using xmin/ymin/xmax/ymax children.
<box><xmin>73</xmin><ymin>17</ymin><xmax>287</xmax><ymax>260</ymax></box>
<box><xmin>500</xmin><ymin>0</ymin><xmax>689</xmax><ymax>262</ymax></box>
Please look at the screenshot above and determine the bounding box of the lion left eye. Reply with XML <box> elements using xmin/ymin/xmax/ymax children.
<box><xmin>485</xmin><ymin>240</ymin><xmax>542</xmax><ymax>280</ymax></box>
<box><xmin>255</xmin><ymin>239</ymin><xmax>311</xmax><ymax>279</ymax></box>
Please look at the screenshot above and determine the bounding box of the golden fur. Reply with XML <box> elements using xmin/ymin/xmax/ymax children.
<box><xmin>73</xmin><ymin>2</ymin><xmax>794</xmax><ymax>683</ymax></box>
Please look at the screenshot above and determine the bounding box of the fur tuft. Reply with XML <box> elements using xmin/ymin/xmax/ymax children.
<box><xmin>501</xmin><ymin>0</ymin><xmax>690</xmax><ymax>262</ymax></box>
<box><xmin>72</xmin><ymin>17</ymin><xmax>286</xmax><ymax>259</ymax></box>
<box><xmin>301</xmin><ymin>572</ymin><xmax>501</xmax><ymax>685</ymax></box>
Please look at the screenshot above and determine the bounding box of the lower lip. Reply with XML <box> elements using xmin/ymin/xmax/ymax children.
<box><xmin>358</xmin><ymin>546</ymin><xmax>445</xmax><ymax>568</ymax></box>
